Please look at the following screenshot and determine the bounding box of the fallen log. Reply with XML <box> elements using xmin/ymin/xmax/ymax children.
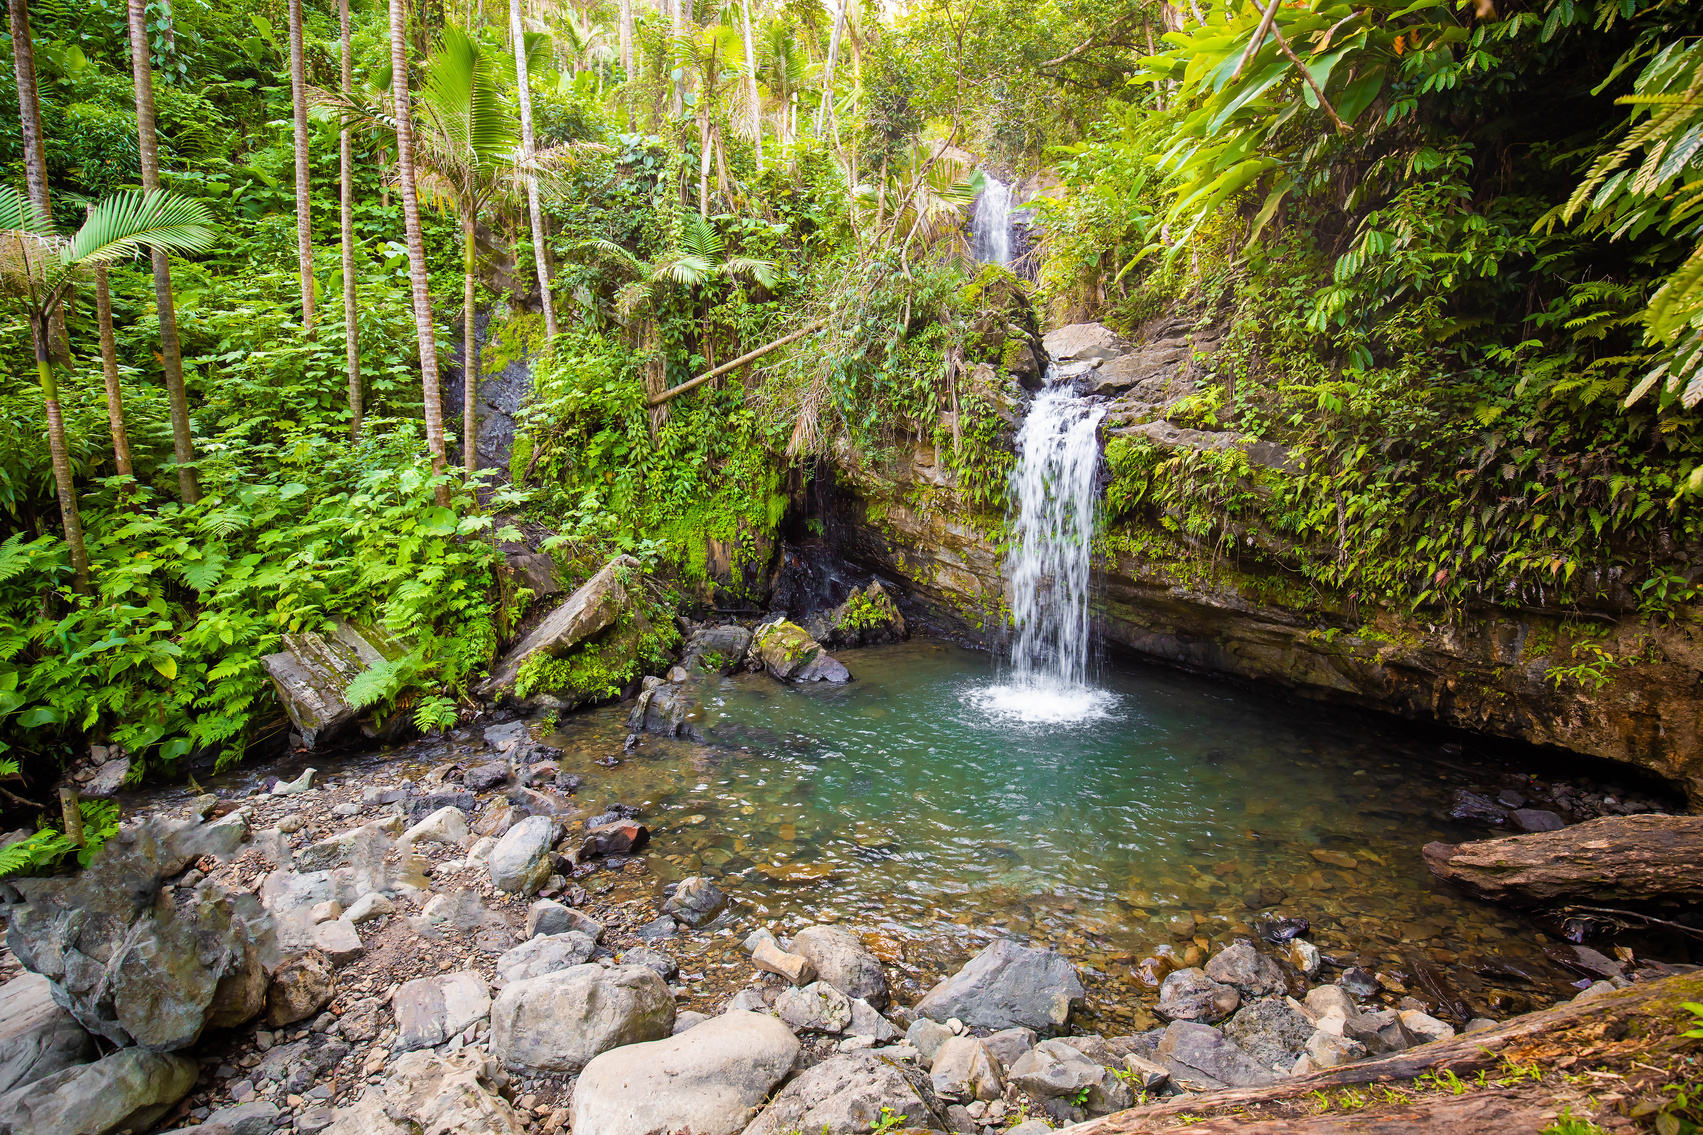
<box><xmin>1072</xmin><ymin>971</ymin><xmax>1703</xmax><ymax>1134</ymax></box>
<box><xmin>647</xmin><ymin>319</ymin><xmax>828</xmax><ymax>406</ymax></box>
<box><xmin>1422</xmin><ymin>813</ymin><xmax>1703</xmax><ymax>906</ymax></box>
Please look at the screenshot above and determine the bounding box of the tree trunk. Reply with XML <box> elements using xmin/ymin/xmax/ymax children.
<box><xmin>670</xmin><ymin>0</ymin><xmax>684</xmax><ymax>117</ymax></box>
<box><xmin>511</xmin><ymin>0</ymin><xmax>557</xmax><ymax>340</ymax></box>
<box><xmin>817</xmin><ymin>0</ymin><xmax>845</xmax><ymax>135</ymax></box>
<box><xmin>462</xmin><ymin>210</ymin><xmax>479</xmax><ymax>480</ymax></box>
<box><xmin>619</xmin><ymin>0</ymin><xmax>633</xmax><ymax>81</ymax></box>
<box><xmin>340</xmin><ymin>0</ymin><xmax>362</xmax><ymax>440</ymax></box>
<box><xmin>94</xmin><ymin>264</ymin><xmax>133</xmax><ymax>478</ymax></box>
<box><xmin>289</xmin><ymin>0</ymin><xmax>316</xmax><ymax>337</ymax></box>
<box><xmin>698</xmin><ymin>107</ymin><xmax>712</xmax><ymax>217</ymax></box>
<box><xmin>1423</xmin><ymin>814</ymin><xmax>1703</xmax><ymax>908</ymax></box>
<box><xmin>127</xmin><ymin>0</ymin><xmax>199</xmax><ymax>504</ymax></box>
<box><xmin>9</xmin><ymin>0</ymin><xmax>48</xmax><ymax>219</ymax></box>
<box><xmin>740</xmin><ymin>0</ymin><xmax>762</xmax><ymax>171</ymax></box>
<box><xmin>34</xmin><ymin>316</ymin><xmax>88</xmax><ymax>595</ymax></box>
<box><xmin>390</xmin><ymin>0</ymin><xmax>451</xmax><ymax>502</ymax></box>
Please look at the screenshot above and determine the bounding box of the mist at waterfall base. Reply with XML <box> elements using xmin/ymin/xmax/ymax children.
<box><xmin>968</xmin><ymin>372</ymin><xmax>1118</xmax><ymax>726</ymax></box>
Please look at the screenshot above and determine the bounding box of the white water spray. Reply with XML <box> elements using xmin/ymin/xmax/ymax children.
<box><xmin>972</xmin><ymin>175</ymin><xmax>1013</xmax><ymax>267</ymax></box>
<box><xmin>968</xmin><ymin>370</ymin><xmax>1114</xmax><ymax>725</ymax></box>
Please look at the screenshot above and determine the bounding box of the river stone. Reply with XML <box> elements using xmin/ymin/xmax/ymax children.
<box><xmin>524</xmin><ymin>900</ymin><xmax>602</xmax><ymax>941</ymax></box>
<box><xmin>906</xmin><ymin>1018</ymin><xmax>952</xmax><ymax>1062</ymax></box>
<box><xmin>393</xmin><ymin>971</ymin><xmax>490</xmax><ymax>1053</ymax></box>
<box><xmin>622</xmin><ymin>947</ymin><xmax>679</xmax><ymax>980</ymax></box>
<box><xmin>5</xmin><ymin>816</ymin><xmax>270</xmax><ymax>1050</ymax></box>
<box><xmin>1399</xmin><ymin>1009</ymin><xmax>1456</xmax><ymax>1043</ymax></box>
<box><xmin>489</xmin><ymin>815</ymin><xmax>554</xmax><ymax>894</ymax></box>
<box><xmin>490</xmin><ymin>964</ymin><xmax>673</xmax><ymax>1072</ymax></box>
<box><xmin>742</xmin><ymin>1051</ymin><xmax>941</xmax><ymax>1135</ymax></box>
<box><xmin>0</xmin><ymin>975</ymin><xmax>93</xmax><ymax>1097</ymax></box>
<box><xmin>570</xmin><ymin>1009</ymin><xmax>800</xmax><ymax>1135</ymax></box>
<box><xmin>1043</xmin><ymin>322</ymin><xmax>1130</xmax><ymax>364</ymax></box>
<box><xmin>777</xmin><ymin>981</ymin><xmax>853</xmax><ymax>1033</ymax></box>
<box><xmin>981</xmin><ymin>1026</ymin><xmax>1037</xmax><ymax>1069</ymax></box>
<box><xmin>1511</xmin><ymin>808</ymin><xmax>1566</xmax><ymax>833</ymax></box>
<box><xmin>479</xmin><ymin>555</ymin><xmax>640</xmax><ymax>698</ymax></box>
<box><xmin>298</xmin><ymin>819</ymin><xmax>398</xmax><ymax>873</ymax></box>
<box><xmin>345</xmin><ymin>892</ymin><xmax>393</xmax><ymax>924</ymax></box>
<box><xmin>579</xmin><ymin>820</ymin><xmax>649</xmax><ymax>858</ymax></box>
<box><xmin>1155</xmin><ymin>968</ymin><xmax>1240</xmax><ymax>1024</ymax></box>
<box><xmin>1157</xmin><ymin>1021</ymin><xmax>1277</xmax><ymax>1089</ymax></box>
<box><xmin>262</xmin><ymin>621</ymin><xmax>401</xmax><ymax>749</ymax></box>
<box><xmin>1204</xmin><ymin>942</ymin><xmax>1286</xmax><ymax>997</ymax></box>
<box><xmin>753</xmin><ymin>940</ymin><xmax>816</xmax><ymax>985</ymax></box>
<box><xmin>663</xmin><ymin>876</ymin><xmax>729</xmax><ymax>928</ymax></box>
<box><xmin>325</xmin><ymin>1050</ymin><xmax>523</xmax><ymax>1135</ymax></box>
<box><xmin>494</xmin><ymin>932</ymin><xmax>597</xmax><ymax>983</ymax></box>
<box><xmin>338</xmin><ymin>997</ymin><xmax>383</xmax><ymax>1044</ymax></box>
<box><xmin>265</xmin><ymin>950</ymin><xmax>336</xmax><ymax>1028</ymax></box>
<box><xmin>848</xmin><ymin>998</ymin><xmax>901</xmax><ymax>1041</ymax></box>
<box><xmin>912</xmin><ymin>940</ymin><xmax>1085</xmax><ymax>1034</ymax></box>
<box><xmin>752</xmin><ymin>620</ymin><xmax>851</xmax><ymax>682</ymax></box>
<box><xmin>929</xmin><ymin>1037</ymin><xmax>1004</xmax><ymax>1103</ymax></box>
<box><xmin>1306</xmin><ymin>1030</ymin><xmax>1369</xmax><ymax>1068</ymax></box>
<box><xmin>404</xmin><ymin>806</ymin><xmax>469</xmax><ymax>847</ymax></box>
<box><xmin>792</xmin><ymin>925</ymin><xmax>890</xmax><ymax>1009</ymax></box>
<box><xmin>1008</xmin><ymin>1040</ymin><xmax>1132</xmax><ymax>1115</ymax></box>
<box><xmin>0</xmin><ymin>1047</ymin><xmax>196</xmax><ymax>1135</ymax></box>
<box><xmin>464</xmin><ymin>762</ymin><xmax>510</xmax><ymax>793</ymax></box>
<box><xmin>204</xmin><ymin>1101</ymin><xmax>281</xmax><ymax>1135</ymax></box>
<box><xmin>1221</xmin><ymin>998</ymin><xmax>1314</xmax><ymax>1073</ymax></box>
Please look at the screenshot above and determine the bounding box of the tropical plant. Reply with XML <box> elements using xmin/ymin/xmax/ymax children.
<box><xmin>676</xmin><ymin>22</ymin><xmax>749</xmax><ymax>216</ymax></box>
<box><xmin>512</xmin><ymin>0</ymin><xmax>559</xmax><ymax>340</ymax></box>
<box><xmin>339</xmin><ymin>0</ymin><xmax>362</xmax><ymax>441</ymax></box>
<box><xmin>0</xmin><ymin>186</ymin><xmax>217</xmax><ymax>593</ymax></box>
<box><xmin>288</xmin><ymin>0</ymin><xmax>316</xmax><ymax>337</ymax></box>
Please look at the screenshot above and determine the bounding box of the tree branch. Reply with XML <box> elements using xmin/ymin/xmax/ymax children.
<box><xmin>1039</xmin><ymin>12</ymin><xmax>1139</xmax><ymax>68</ymax></box>
<box><xmin>648</xmin><ymin>318</ymin><xmax>828</xmax><ymax>406</ymax></box>
<box><xmin>1273</xmin><ymin>23</ymin><xmax>1351</xmax><ymax>133</ymax></box>
<box><xmin>1228</xmin><ymin>0</ymin><xmax>1283</xmax><ymax>85</ymax></box>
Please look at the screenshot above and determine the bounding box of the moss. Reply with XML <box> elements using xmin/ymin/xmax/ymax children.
<box><xmin>513</xmin><ymin>589</ymin><xmax>681</xmax><ymax>703</ymax></box>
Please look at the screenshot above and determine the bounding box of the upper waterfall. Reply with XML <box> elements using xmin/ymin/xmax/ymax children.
<box><xmin>972</xmin><ymin>174</ymin><xmax>1014</xmax><ymax>267</ymax></box>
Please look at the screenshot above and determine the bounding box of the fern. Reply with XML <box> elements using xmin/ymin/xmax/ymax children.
<box><xmin>0</xmin><ymin>830</ymin><xmax>74</xmax><ymax>878</ymax></box>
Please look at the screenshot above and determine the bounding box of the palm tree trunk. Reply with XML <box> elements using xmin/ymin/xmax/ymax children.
<box><xmin>340</xmin><ymin>0</ymin><xmax>361</xmax><ymax>440</ymax></box>
<box><xmin>9</xmin><ymin>0</ymin><xmax>48</xmax><ymax>218</ymax></box>
<box><xmin>390</xmin><ymin>0</ymin><xmax>451</xmax><ymax>503</ymax></box>
<box><xmin>818</xmin><ymin>1</ymin><xmax>845</xmax><ymax>135</ymax></box>
<box><xmin>34</xmin><ymin>316</ymin><xmax>89</xmax><ymax>595</ymax></box>
<box><xmin>698</xmin><ymin>107</ymin><xmax>712</xmax><ymax>217</ymax></box>
<box><xmin>462</xmin><ymin>210</ymin><xmax>479</xmax><ymax>480</ymax></box>
<box><xmin>670</xmin><ymin>0</ymin><xmax>684</xmax><ymax>117</ymax></box>
<box><xmin>511</xmin><ymin>0</ymin><xmax>557</xmax><ymax>340</ymax></box>
<box><xmin>740</xmin><ymin>0</ymin><xmax>761</xmax><ymax>172</ymax></box>
<box><xmin>289</xmin><ymin>0</ymin><xmax>316</xmax><ymax>337</ymax></box>
<box><xmin>94</xmin><ymin>265</ymin><xmax>133</xmax><ymax>479</ymax></box>
<box><xmin>127</xmin><ymin>0</ymin><xmax>199</xmax><ymax>504</ymax></box>
<box><xmin>619</xmin><ymin>0</ymin><xmax>633</xmax><ymax>81</ymax></box>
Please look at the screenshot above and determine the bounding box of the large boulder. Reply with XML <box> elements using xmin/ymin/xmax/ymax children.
<box><xmin>820</xmin><ymin>582</ymin><xmax>908</xmax><ymax>648</ymax></box>
<box><xmin>393</xmin><ymin>971</ymin><xmax>490</xmax><ymax>1053</ymax></box>
<box><xmin>493</xmin><ymin>932</ymin><xmax>597</xmax><ymax>983</ymax></box>
<box><xmin>264</xmin><ymin>949</ymin><xmax>335</xmax><ymax>1027</ymax></box>
<box><xmin>325</xmin><ymin>1051</ymin><xmax>523</xmax><ymax>1135</ymax></box>
<box><xmin>1155</xmin><ymin>967</ymin><xmax>1240</xmax><ymax>1024</ymax></box>
<box><xmin>1221</xmin><ymin>998</ymin><xmax>1315</xmax><ymax>1074</ymax></box>
<box><xmin>743</xmin><ymin>1052</ymin><xmax>943</xmax><ymax>1135</ymax></box>
<box><xmin>488</xmin><ymin>815</ymin><xmax>554</xmax><ymax>895</ymax></box>
<box><xmin>680</xmin><ymin>624</ymin><xmax>755</xmax><ymax>673</ymax></box>
<box><xmin>0</xmin><ymin>975</ymin><xmax>94</xmax><ymax>1096</ymax></box>
<box><xmin>626</xmin><ymin>675</ymin><xmax>709</xmax><ymax>741</ymax></box>
<box><xmin>929</xmin><ymin>1037</ymin><xmax>1004</xmax><ymax>1103</ymax></box>
<box><xmin>5</xmin><ymin>815</ymin><xmax>269</xmax><ymax>1050</ymax></box>
<box><xmin>1007</xmin><ymin>1039</ymin><xmax>1133</xmax><ymax>1115</ymax></box>
<box><xmin>664</xmin><ymin>876</ymin><xmax>729</xmax><ymax>928</ymax></box>
<box><xmin>0</xmin><ymin>1047</ymin><xmax>196</xmax><ymax>1135</ymax></box>
<box><xmin>776</xmin><ymin>982</ymin><xmax>852</xmax><ymax>1033</ymax></box>
<box><xmin>1204</xmin><ymin>942</ymin><xmax>1287</xmax><ymax>997</ymax></box>
<box><xmin>1042</xmin><ymin>322</ymin><xmax>1131</xmax><ymax>364</ymax></box>
<box><xmin>792</xmin><ymin>925</ymin><xmax>889</xmax><ymax>1009</ymax></box>
<box><xmin>489</xmin><ymin>964</ymin><xmax>674</xmax><ymax>1072</ymax></box>
<box><xmin>1156</xmin><ymin>1021</ymin><xmax>1279</xmax><ymax>1089</ymax></box>
<box><xmin>912</xmin><ymin>940</ymin><xmax>1085</xmax><ymax>1034</ymax></box>
<box><xmin>478</xmin><ymin>555</ymin><xmax>640</xmax><ymax>699</ymax></box>
<box><xmin>752</xmin><ymin>620</ymin><xmax>850</xmax><ymax>683</ymax></box>
<box><xmin>261</xmin><ymin>620</ymin><xmax>404</xmax><ymax>749</ymax></box>
<box><xmin>570</xmin><ymin>1010</ymin><xmax>800</xmax><ymax>1135</ymax></box>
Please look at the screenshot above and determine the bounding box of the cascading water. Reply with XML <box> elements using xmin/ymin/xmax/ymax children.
<box><xmin>972</xmin><ymin>175</ymin><xmax>1014</xmax><ymax>267</ymax></box>
<box><xmin>969</xmin><ymin>369</ymin><xmax>1115</xmax><ymax>724</ymax></box>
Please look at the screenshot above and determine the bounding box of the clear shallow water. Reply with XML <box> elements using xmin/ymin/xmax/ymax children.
<box><xmin>549</xmin><ymin>640</ymin><xmax>1601</xmax><ymax>1027</ymax></box>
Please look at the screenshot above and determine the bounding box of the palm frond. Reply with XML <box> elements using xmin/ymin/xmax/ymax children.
<box><xmin>68</xmin><ymin>190</ymin><xmax>218</xmax><ymax>266</ymax></box>
<box><xmin>0</xmin><ymin>188</ymin><xmax>53</xmax><ymax>237</ymax></box>
<box><xmin>723</xmin><ymin>256</ymin><xmax>778</xmax><ymax>290</ymax></box>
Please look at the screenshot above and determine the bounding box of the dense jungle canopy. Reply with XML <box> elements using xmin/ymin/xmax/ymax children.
<box><xmin>4</xmin><ymin>0</ymin><xmax>1703</xmax><ymax>854</ymax></box>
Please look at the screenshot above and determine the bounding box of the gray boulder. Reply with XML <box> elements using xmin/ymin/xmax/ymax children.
<box><xmin>570</xmin><ymin>1010</ymin><xmax>799</xmax><ymax>1135</ymax></box>
<box><xmin>663</xmin><ymin>876</ymin><xmax>729</xmax><ymax>928</ymax></box>
<box><xmin>848</xmin><ymin>998</ymin><xmax>900</xmax><ymax>1042</ymax></box>
<box><xmin>621</xmin><ymin>947</ymin><xmax>679</xmax><ymax>980</ymax></box>
<box><xmin>981</xmin><ymin>1026</ymin><xmax>1037</xmax><ymax>1070</ymax></box>
<box><xmin>203</xmin><ymin>1101</ymin><xmax>281</xmax><ymax>1135</ymax></box>
<box><xmin>1042</xmin><ymin>322</ymin><xmax>1131</xmax><ymax>364</ymax></box>
<box><xmin>905</xmin><ymin>1018</ymin><xmax>952</xmax><ymax>1062</ymax></box>
<box><xmin>1155</xmin><ymin>967</ymin><xmax>1240</xmax><ymax>1024</ymax></box>
<box><xmin>0</xmin><ymin>1047</ymin><xmax>196</xmax><ymax>1135</ymax></box>
<box><xmin>752</xmin><ymin>621</ymin><xmax>850</xmax><ymax>682</ymax></box>
<box><xmin>488</xmin><ymin>815</ymin><xmax>554</xmax><ymax>894</ymax></box>
<box><xmin>1221</xmin><ymin>998</ymin><xmax>1314</xmax><ymax>1073</ymax></box>
<box><xmin>494</xmin><ymin>932</ymin><xmax>596</xmax><ymax>983</ymax></box>
<box><xmin>261</xmin><ymin>620</ymin><xmax>404</xmax><ymax>748</ymax></box>
<box><xmin>680</xmin><ymin>624</ymin><xmax>754</xmax><ymax>673</ymax></box>
<box><xmin>479</xmin><ymin>555</ymin><xmax>640</xmax><ymax>698</ymax></box>
<box><xmin>393</xmin><ymin>971</ymin><xmax>490</xmax><ymax>1053</ymax></box>
<box><xmin>5</xmin><ymin>816</ymin><xmax>268</xmax><ymax>1049</ymax></box>
<box><xmin>264</xmin><ymin>949</ymin><xmax>335</xmax><ymax>1028</ymax></box>
<box><xmin>1157</xmin><ymin>1021</ymin><xmax>1278</xmax><ymax>1089</ymax></box>
<box><xmin>743</xmin><ymin>1052</ymin><xmax>942</xmax><ymax>1135</ymax></box>
<box><xmin>524</xmin><ymin>900</ymin><xmax>602</xmax><ymax>940</ymax></box>
<box><xmin>792</xmin><ymin>925</ymin><xmax>889</xmax><ymax>1009</ymax></box>
<box><xmin>490</xmin><ymin>964</ymin><xmax>673</xmax><ymax>1072</ymax></box>
<box><xmin>626</xmin><ymin>676</ymin><xmax>709</xmax><ymax>741</ymax></box>
<box><xmin>1204</xmin><ymin>942</ymin><xmax>1287</xmax><ymax>997</ymax></box>
<box><xmin>776</xmin><ymin>982</ymin><xmax>852</xmax><ymax>1033</ymax></box>
<box><xmin>912</xmin><ymin>940</ymin><xmax>1085</xmax><ymax>1034</ymax></box>
<box><xmin>929</xmin><ymin>1037</ymin><xmax>1004</xmax><ymax>1103</ymax></box>
<box><xmin>325</xmin><ymin>1051</ymin><xmax>523</xmax><ymax>1135</ymax></box>
<box><xmin>0</xmin><ymin>975</ymin><xmax>93</xmax><ymax>1096</ymax></box>
<box><xmin>1008</xmin><ymin>1040</ymin><xmax>1133</xmax><ymax>1115</ymax></box>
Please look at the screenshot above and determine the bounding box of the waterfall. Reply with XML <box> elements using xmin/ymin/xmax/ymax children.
<box><xmin>968</xmin><ymin>369</ymin><xmax>1114</xmax><ymax>724</ymax></box>
<box><xmin>972</xmin><ymin>175</ymin><xmax>1013</xmax><ymax>267</ymax></box>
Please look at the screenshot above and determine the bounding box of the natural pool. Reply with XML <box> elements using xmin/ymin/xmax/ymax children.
<box><xmin>546</xmin><ymin>638</ymin><xmax>1623</xmax><ymax>1029</ymax></box>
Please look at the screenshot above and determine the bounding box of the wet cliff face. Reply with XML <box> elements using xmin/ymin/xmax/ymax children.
<box><xmin>820</xmin><ymin>421</ymin><xmax>1703</xmax><ymax>808</ymax></box>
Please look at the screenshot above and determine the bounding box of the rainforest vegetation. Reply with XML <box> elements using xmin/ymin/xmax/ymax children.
<box><xmin>2</xmin><ymin>0</ymin><xmax>1703</xmax><ymax>812</ymax></box>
